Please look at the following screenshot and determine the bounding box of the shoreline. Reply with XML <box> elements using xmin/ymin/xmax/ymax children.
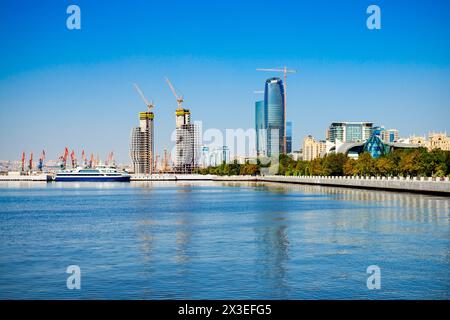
<box><xmin>1</xmin><ymin>173</ymin><xmax>449</xmax><ymax>196</ymax></box>
<box><xmin>131</xmin><ymin>174</ymin><xmax>450</xmax><ymax>196</ymax></box>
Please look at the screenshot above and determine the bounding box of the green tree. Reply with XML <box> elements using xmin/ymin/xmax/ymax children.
<box><xmin>375</xmin><ymin>157</ymin><xmax>396</xmax><ymax>176</ymax></box>
<box><xmin>354</xmin><ymin>152</ymin><xmax>376</xmax><ymax>176</ymax></box>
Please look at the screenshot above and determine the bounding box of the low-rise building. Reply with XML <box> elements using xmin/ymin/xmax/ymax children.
<box><xmin>302</xmin><ymin>135</ymin><xmax>326</xmax><ymax>161</ymax></box>
<box><xmin>428</xmin><ymin>132</ymin><xmax>450</xmax><ymax>151</ymax></box>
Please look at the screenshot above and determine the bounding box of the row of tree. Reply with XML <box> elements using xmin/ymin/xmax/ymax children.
<box><xmin>196</xmin><ymin>162</ymin><xmax>260</xmax><ymax>176</ymax></box>
<box><xmin>197</xmin><ymin>148</ymin><xmax>450</xmax><ymax>177</ymax></box>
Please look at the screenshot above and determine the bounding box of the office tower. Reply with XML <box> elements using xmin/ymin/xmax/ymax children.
<box><xmin>328</xmin><ymin>122</ymin><xmax>373</xmax><ymax>143</ymax></box>
<box><xmin>286</xmin><ymin>121</ymin><xmax>292</xmax><ymax>153</ymax></box>
<box><xmin>303</xmin><ymin>135</ymin><xmax>326</xmax><ymax>161</ymax></box>
<box><xmin>255</xmin><ymin>100</ymin><xmax>267</xmax><ymax>156</ymax></box>
<box><xmin>130</xmin><ymin>111</ymin><xmax>154</xmax><ymax>174</ymax></box>
<box><xmin>264</xmin><ymin>77</ymin><xmax>285</xmax><ymax>157</ymax></box>
<box><xmin>175</xmin><ymin>108</ymin><xmax>198</xmax><ymax>173</ymax></box>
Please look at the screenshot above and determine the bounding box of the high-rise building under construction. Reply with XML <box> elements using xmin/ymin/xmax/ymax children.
<box><xmin>174</xmin><ymin>108</ymin><xmax>198</xmax><ymax>173</ymax></box>
<box><xmin>130</xmin><ymin>111</ymin><xmax>154</xmax><ymax>174</ymax></box>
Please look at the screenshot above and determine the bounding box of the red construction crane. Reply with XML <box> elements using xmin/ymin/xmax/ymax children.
<box><xmin>89</xmin><ymin>153</ymin><xmax>94</xmax><ymax>168</ymax></box>
<box><xmin>70</xmin><ymin>149</ymin><xmax>77</xmax><ymax>168</ymax></box>
<box><xmin>28</xmin><ymin>152</ymin><xmax>33</xmax><ymax>171</ymax></box>
<box><xmin>81</xmin><ymin>150</ymin><xmax>86</xmax><ymax>167</ymax></box>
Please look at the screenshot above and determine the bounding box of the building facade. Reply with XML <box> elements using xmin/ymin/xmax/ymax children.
<box><xmin>286</xmin><ymin>121</ymin><xmax>292</xmax><ymax>154</ymax></box>
<box><xmin>130</xmin><ymin>111</ymin><xmax>154</xmax><ymax>174</ymax></box>
<box><xmin>408</xmin><ymin>135</ymin><xmax>428</xmax><ymax>147</ymax></box>
<box><xmin>264</xmin><ymin>77</ymin><xmax>285</xmax><ymax>157</ymax></box>
<box><xmin>174</xmin><ymin>108</ymin><xmax>198</xmax><ymax>173</ymax></box>
<box><xmin>255</xmin><ymin>100</ymin><xmax>267</xmax><ymax>157</ymax></box>
<box><xmin>385</xmin><ymin>129</ymin><xmax>399</xmax><ymax>143</ymax></box>
<box><xmin>302</xmin><ymin>135</ymin><xmax>326</xmax><ymax>161</ymax></box>
<box><xmin>373</xmin><ymin>126</ymin><xmax>399</xmax><ymax>143</ymax></box>
<box><xmin>428</xmin><ymin>132</ymin><xmax>450</xmax><ymax>151</ymax></box>
<box><xmin>328</xmin><ymin>122</ymin><xmax>373</xmax><ymax>143</ymax></box>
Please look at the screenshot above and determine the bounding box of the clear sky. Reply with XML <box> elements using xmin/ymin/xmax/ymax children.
<box><xmin>1</xmin><ymin>0</ymin><xmax>449</xmax><ymax>163</ymax></box>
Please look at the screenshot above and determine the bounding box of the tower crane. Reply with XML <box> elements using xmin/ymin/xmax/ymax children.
<box><xmin>133</xmin><ymin>83</ymin><xmax>155</xmax><ymax>111</ymax></box>
<box><xmin>256</xmin><ymin>66</ymin><xmax>297</xmax><ymax>154</ymax></box>
<box><xmin>165</xmin><ymin>77</ymin><xmax>184</xmax><ymax>109</ymax></box>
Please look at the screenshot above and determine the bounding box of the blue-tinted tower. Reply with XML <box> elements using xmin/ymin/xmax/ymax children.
<box><xmin>264</xmin><ymin>77</ymin><xmax>285</xmax><ymax>157</ymax></box>
<box><xmin>255</xmin><ymin>100</ymin><xmax>266</xmax><ymax>156</ymax></box>
<box><xmin>286</xmin><ymin>121</ymin><xmax>292</xmax><ymax>153</ymax></box>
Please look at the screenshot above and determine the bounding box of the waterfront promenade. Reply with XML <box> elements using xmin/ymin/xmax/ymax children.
<box><xmin>1</xmin><ymin>173</ymin><xmax>449</xmax><ymax>195</ymax></box>
<box><xmin>132</xmin><ymin>174</ymin><xmax>450</xmax><ymax>196</ymax></box>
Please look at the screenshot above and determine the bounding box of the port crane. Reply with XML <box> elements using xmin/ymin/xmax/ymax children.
<box><xmin>133</xmin><ymin>83</ymin><xmax>155</xmax><ymax>111</ymax></box>
<box><xmin>106</xmin><ymin>151</ymin><xmax>114</xmax><ymax>167</ymax></box>
<box><xmin>165</xmin><ymin>77</ymin><xmax>184</xmax><ymax>109</ymax></box>
<box><xmin>89</xmin><ymin>153</ymin><xmax>94</xmax><ymax>168</ymax></box>
<box><xmin>28</xmin><ymin>152</ymin><xmax>33</xmax><ymax>171</ymax></box>
<box><xmin>70</xmin><ymin>150</ymin><xmax>77</xmax><ymax>168</ymax></box>
<box><xmin>256</xmin><ymin>66</ymin><xmax>297</xmax><ymax>154</ymax></box>
<box><xmin>59</xmin><ymin>147</ymin><xmax>69</xmax><ymax>170</ymax></box>
<box><xmin>82</xmin><ymin>150</ymin><xmax>87</xmax><ymax>167</ymax></box>
<box><xmin>21</xmin><ymin>151</ymin><xmax>25</xmax><ymax>172</ymax></box>
<box><xmin>37</xmin><ymin>150</ymin><xmax>45</xmax><ymax>172</ymax></box>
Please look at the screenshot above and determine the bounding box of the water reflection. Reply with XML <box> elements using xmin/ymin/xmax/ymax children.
<box><xmin>222</xmin><ymin>181</ymin><xmax>450</xmax><ymax>226</ymax></box>
<box><xmin>254</xmin><ymin>217</ymin><xmax>290</xmax><ymax>298</ymax></box>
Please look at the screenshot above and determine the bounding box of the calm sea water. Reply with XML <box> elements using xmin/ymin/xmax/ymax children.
<box><xmin>0</xmin><ymin>181</ymin><xmax>448</xmax><ymax>299</ymax></box>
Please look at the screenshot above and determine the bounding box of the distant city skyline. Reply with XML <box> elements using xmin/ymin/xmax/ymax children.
<box><xmin>1</xmin><ymin>0</ymin><xmax>450</xmax><ymax>163</ymax></box>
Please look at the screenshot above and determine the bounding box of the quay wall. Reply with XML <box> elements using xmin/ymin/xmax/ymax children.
<box><xmin>131</xmin><ymin>174</ymin><xmax>450</xmax><ymax>195</ymax></box>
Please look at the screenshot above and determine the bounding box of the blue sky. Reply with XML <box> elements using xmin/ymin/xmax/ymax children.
<box><xmin>0</xmin><ymin>0</ymin><xmax>449</xmax><ymax>163</ymax></box>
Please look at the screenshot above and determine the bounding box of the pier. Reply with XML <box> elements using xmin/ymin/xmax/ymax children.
<box><xmin>0</xmin><ymin>174</ymin><xmax>52</xmax><ymax>181</ymax></box>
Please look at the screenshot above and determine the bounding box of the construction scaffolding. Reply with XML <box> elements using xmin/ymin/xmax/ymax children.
<box><xmin>174</xmin><ymin>122</ymin><xmax>199</xmax><ymax>174</ymax></box>
<box><xmin>130</xmin><ymin>111</ymin><xmax>154</xmax><ymax>174</ymax></box>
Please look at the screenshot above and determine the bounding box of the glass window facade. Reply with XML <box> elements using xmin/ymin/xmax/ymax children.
<box><xmin>286</xmin><ymin>121</ymin><xmax>292</xmax><ymax>153</ymax></box>
<box><xmin>363</xmin><ymin>134</ymin><xmax>389</xmax><ymax>158</ymax></box>
<box><xmin>328</xmin><ymin>122</ymin><xmax>373</xmax><ymax>143</ymax></box>
<box><xmin>255</xmin><ymin>100</ymin><xmax>266</xmax><ymax>156</ymax></box>
<box><xmin>264</xmin><ymin>77</ymin><xmax>285</xmax><ymax>157</ymax></box>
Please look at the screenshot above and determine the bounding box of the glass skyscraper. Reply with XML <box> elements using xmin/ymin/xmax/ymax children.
<box><xmin>264</xmin><ymin>77</ymin><xmax>285</xmax><ymax>157</ymax></box>
<box><xmin>286</xmin><ymin>121</ymin><xmax>292</xmax><ymax>153</ymax></box>
<box><xmin>255</xmin><ymin>100</ymin><xmax>266</xmax><ymax>156</ymax></box>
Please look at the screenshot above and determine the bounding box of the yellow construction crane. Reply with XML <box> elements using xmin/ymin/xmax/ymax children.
<box><xmin>256</xmin><ymin>66</ymin><xmax>297</xmax><ymax>154</ymax></box>
<box><xmin>133</xmin><ymin>83</ymin><xmax>155</xmax><ymax>111</ymax></box>
<box><xmin>165</xmin><ymin>77</ymin><xmax>184</xmax><ymax>109</ymax></box>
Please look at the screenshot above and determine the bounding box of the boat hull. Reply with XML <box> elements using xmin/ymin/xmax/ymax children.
<box><xmin>54</xmin><ymin>176</ymin><xmax>131</xmax><ymax>182</ymax></box>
